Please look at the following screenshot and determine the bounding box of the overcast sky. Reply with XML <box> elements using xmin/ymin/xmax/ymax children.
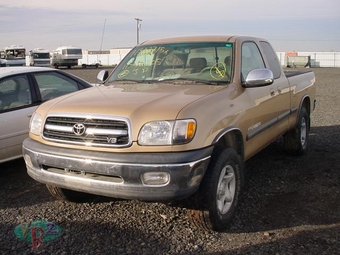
<box><xmin>1</xmin><ymin>0</ymin><xmax>339</xmax><ymax>52</ymax></box>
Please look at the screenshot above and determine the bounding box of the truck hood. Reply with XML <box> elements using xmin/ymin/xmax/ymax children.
<box><xmin>44</xmin><ymin>83</ymin><xmax>225</xmax><ymax>120</ymax></box>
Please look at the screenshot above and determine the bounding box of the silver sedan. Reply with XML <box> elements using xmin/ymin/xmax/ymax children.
<box><xmin>0</xmin><ymin>66</ymin><xmax>92</xmax><ymax>163</ymax></box>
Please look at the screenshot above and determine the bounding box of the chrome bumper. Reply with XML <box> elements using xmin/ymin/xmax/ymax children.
<box><xmin>23</xmin><ymin>138</ymin><xmax>212</xmax><ymax>201</ymax></box>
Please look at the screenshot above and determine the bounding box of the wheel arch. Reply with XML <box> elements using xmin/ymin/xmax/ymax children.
<box><xmin>300</xmin><ymin>95</ymin><xmax>311</xmax><ymax>115</ymax></box>
<box><xmin>212</xmin><ymin>127</ymin><xmax>244</xmax><ymax>161</ymax></box>
<box><xmin>296</xmin><ymin>95</ymin><xmax>311</xmax><ymax>130</ymax></box>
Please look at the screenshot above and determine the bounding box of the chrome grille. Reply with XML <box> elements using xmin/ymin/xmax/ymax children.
<box><xmin>43</xmin><ymin>114</ymin><xmax>131</xmax><ymax>147</ymax></box>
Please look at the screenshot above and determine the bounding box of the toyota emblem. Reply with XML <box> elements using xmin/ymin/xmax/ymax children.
<box><xmin>72</xmin><ymin>123</ymin><xmax>86</xmax><ymax>136</ymax></box>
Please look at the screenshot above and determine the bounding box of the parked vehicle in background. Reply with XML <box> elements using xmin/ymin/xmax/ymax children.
<box><xmin>23</xmin><ymin>35</ymin><xmax>316</xmax><ymax>232</ymax></box>
<box><xmin>81</xmin><ymin>61</ymin><xmax>102</xmax><ymax>69</ymax></box>
<box><xmin>29</xmin><ymin>48</ymin><xmax>51</xmax><ymax>67</ymax></box>
<box><xmin>0</xmin><ymin>53</ymin><xmax>5</xmax><ymax>67</ymax></box>
<box><xmin>50</xmin><ymin>46</ymin><xmax>82</xmax><ymax>69</ymax></box>
<box><xmin>0</xmin><ymin>67</ymin><xmax>92</xmax><ymax>163</ymax></box>
<box><xmin>0</xmin><ymin>45</ymin><xmax>26</xmax><ymax>67</ymax></box>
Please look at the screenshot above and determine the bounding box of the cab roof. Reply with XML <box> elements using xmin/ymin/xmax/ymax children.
<box><xmin>139</xmin><ymin>35</ymin><xmax>265</xmax><ymax>45</ymax></box>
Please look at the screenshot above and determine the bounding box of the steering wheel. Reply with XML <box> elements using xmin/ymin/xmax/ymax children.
<box><xmin>200</xmin><ymin>62</ymin><xmax>230</xmax><ymax>80</ymax></box>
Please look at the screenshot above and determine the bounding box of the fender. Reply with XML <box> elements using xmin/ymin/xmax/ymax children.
<box><xmin>212</xmin><ymin>126</ymin><xmax>244</xmax><ymax>159</ymax></box>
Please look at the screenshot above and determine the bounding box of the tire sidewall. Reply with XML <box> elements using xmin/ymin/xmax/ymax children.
<box><xmin>203</xmin><ymin>147</ymin><xmax>244</xmax><ymax>231</ymax></box>
<box><xmin>284</xmin><ymin>107</ymin><xmax>310</xmax><ymax>155</ymax></box>
<box><xmin>46</xmin><ymin>184</ymin><xmax>90</xmax><ymax>202</ymax></box>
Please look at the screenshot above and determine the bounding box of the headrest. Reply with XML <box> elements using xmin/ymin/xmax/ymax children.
<box><xmin>224</xmin><ymin>56</ymin><xmax>231</xmax><ymax>64</ymax></box>
<box><xmin>189</xmin><ymin>58</ymin><xmax>207</xmax><ymax>68</ymax></box>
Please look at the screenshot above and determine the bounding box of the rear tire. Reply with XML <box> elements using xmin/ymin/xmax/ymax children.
<box><xmin>46</xmin><ymin>185</ymin><xmax>90</xmax><ymax>202</ymax></box>
<box><xmin>284</xmin><ymin>107</ymin><xmax>310</xmax><ymax>155</ymax></box>
<box><xmin>188</xmin><ymin>147</ymin><xmax>244</xmax><ymax>232</ymax></box>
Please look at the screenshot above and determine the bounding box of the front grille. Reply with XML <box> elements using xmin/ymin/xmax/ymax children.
<box><xmin>43</xmin><ymin>114</ymin><xmax>131</xmax><ymax>147</ymax></box>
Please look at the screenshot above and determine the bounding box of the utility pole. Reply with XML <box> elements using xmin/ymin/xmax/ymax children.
<box><xmin>135</xmin><ymin>18</ymin><xmax>142</xmax><ymax>45</ymax></box>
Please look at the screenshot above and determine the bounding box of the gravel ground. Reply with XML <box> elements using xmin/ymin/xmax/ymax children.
<box><xmin>0</xmin><ymin>67</ymin><xmax>339</xmax><ymax>254</ymax></box>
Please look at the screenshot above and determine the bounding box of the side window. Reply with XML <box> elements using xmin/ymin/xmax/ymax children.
<box><xmin>241</xmin><ymin>42</ymin><xmax>265</xmax><ymax>80</ymax></box>
<box><xmin>260</xmin><ymin>41</ymin><xmax>282</xmax><ymax>79</ymax></box>
<box><xmin>0</xmin><ymin>75</ymin><xmax>31</xmax><ymax>110</ymax></box>
<box><xmin>33</xmin><ymin>72</ymin><xmax>78</xmax><ymax>101</ymax></box>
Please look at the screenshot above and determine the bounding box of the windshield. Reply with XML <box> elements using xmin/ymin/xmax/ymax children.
<box><xmin>107</xmin><ymin>42</ymin><xmax>233</xmax><ymax>85</ymax></box>
<box><xmin>4</xmin><ymin>49</ymin><xmax>26</xmax><ymax>59</ymax></box>
<box><xmin>32</xmin><ymin>52</ymin><xmax>50</xmax><ymax>59</ymax></box>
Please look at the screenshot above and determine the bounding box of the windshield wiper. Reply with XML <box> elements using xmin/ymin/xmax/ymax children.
<box><xmin>112</xmin><ymin>79</ymin><xmax>145</xmax><ymax>83</ymax></box>
<box><xmin>156</xmin><ymin>77</ymin><xmax>228</xmax><ymax>85</ymax></box>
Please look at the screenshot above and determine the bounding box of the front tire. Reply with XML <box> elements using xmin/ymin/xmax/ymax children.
<box><xmin>46</xmin><ymin>185</ymin><xmax>90</xmax><ymax>202</ymax></box>
<box><xmin>284</xmin><ymin>107</ymin><xmax>310</xmax><ymax>155</ymax></box>
<box><xmin>188</xmin><ymin>147</ymin><xmax>244</xmax><ymax>231</ymax></box>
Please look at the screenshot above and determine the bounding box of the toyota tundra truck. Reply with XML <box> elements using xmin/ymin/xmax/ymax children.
<box><xmin>23</xmin><ymin>35</ymin><xmax>316</xmax><ymax>231</ymax></box>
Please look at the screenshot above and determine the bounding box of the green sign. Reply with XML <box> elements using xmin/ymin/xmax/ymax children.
<box><xmin>14</xmin><ymin>220</ymin><xmax>62</xmax><ymax>249</ymax></box>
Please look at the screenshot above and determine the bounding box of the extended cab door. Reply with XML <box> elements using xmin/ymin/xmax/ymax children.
<box><xmin>259</xmin><ymin>41</ymin><xmax>291</xmax><ymax>136</ymax></box>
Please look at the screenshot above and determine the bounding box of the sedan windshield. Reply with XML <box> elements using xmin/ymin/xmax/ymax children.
<box><xmin>108</xmin><ymin>42</ymin><xmax>233</xmax><ymax>85</ymax></box>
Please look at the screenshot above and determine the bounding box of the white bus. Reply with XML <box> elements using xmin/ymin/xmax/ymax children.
<box><xmin>29</xmin><ymin>48</ymin><xmax>51</xmax><ymax>67</ymax></box>
<box><xmin>0</xmin><ymin>45</ymin><xmax>26</xmax><ymax>67</ymax></box>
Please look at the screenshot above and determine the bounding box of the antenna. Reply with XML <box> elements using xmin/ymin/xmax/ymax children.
<box><xmin>100</xmin><ymin>19</ymin><xmax>106</xmax><ymax>53</ymax></box>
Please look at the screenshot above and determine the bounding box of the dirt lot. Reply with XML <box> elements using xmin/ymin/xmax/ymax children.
<box><xmin>0</xmin><ymin>67</ymin><xmax>339</xmax><ymax>254</ymax></box>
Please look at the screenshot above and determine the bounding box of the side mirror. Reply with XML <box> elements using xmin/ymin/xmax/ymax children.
<box><xmin>97</xmin><ymin>70</ymin><xmax>109</xmax><ymax>83</ymax></box>
<box><xmin>243</xmin><ymin>69</ymin><xmax>274</xmax><ymax>88</ymax></box>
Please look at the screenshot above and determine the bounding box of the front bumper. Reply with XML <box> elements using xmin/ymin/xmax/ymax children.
<box><xmin>23</xmin><ymin>138</ymin><xmax>212</xmax><ymax>201</ymax></box>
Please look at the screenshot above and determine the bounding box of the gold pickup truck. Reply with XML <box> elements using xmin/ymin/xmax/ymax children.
<box><xmin>23</xmin><ymin>35</ymin><xmax>316</xmax><ymax>231</ymax></box>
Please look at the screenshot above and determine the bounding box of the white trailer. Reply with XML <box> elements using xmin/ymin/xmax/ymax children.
<box><xmin>50</xmin><ymin>46</ymin><xmax>82</xmax><ymax>69</ymax></box>
<box><xmin>0</xmin><ymin>45</ymin><xmax>26</xmax><ymax>67</ymax></box>
<box><xmin>29</xmin><ymin>48</ymin><xmax>50</xmax><ymax>67</ymax></box>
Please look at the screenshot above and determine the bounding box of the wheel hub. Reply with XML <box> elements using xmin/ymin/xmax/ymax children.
<box><xmin>300</xmin><ymin>117</ymin><xmax>307</xmax><ymax>145</ymax></box>
<box><xmin>216</xmin><ymin>165</ymin><xmax>236</xmax><ymax>214</ymax></box>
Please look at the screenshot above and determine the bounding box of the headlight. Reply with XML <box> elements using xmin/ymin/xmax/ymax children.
<box><xmin>29</xmin><ymin>112</ymin><xmax>42</xmax><ymax>135</ymax></box>
<box><xmin>138</xmin><ymin>119</ymin><xmax>196</xmax><ymax>145</ymax></box>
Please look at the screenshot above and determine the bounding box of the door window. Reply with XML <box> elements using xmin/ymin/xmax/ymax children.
<box><xmin>241</xmin><ymin>42</ymin><xmax>265</xmax><ymax>80</ymax></box>
<box><xmin>33</xmin><ymin>72</ymin><xmax>78</xmax><ymax>101</ymax></box>
<box><xmin>0</xmin><ymin>75</ymin><xmax>31</xmax><ymax>110</ymax></box>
